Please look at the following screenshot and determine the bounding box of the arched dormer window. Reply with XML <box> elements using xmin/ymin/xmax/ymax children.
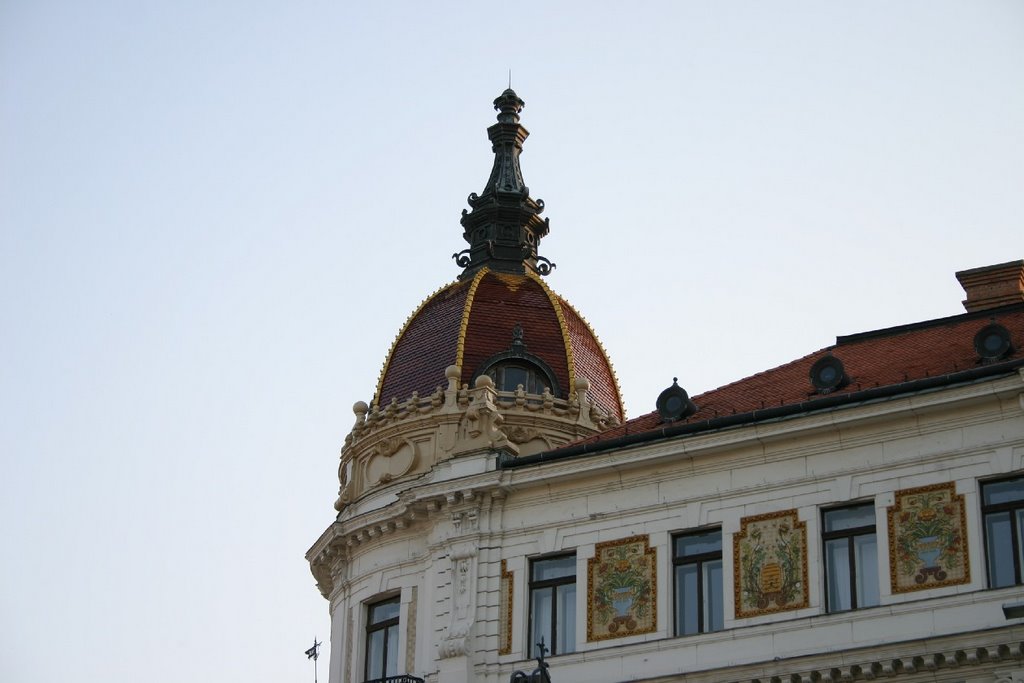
<box><xmin>472</xmin><ymin>323</ymin><xmax>562</xmax><ymax>397</ymax></box>
<box><xmin>486</xmin><ymin>362</ymin><xmax>549</xmax><ymax>394</ymax></box>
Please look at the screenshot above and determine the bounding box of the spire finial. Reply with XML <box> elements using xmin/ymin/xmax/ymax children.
<box><xmin>453</xmin><ymin>90</ymin><xmax>555</xmax><ymax>280</ymax></box>
<box><xmin>493</xmin><ymin>88</ymin><xmax>524</xmax><ymax>125</ymax></box>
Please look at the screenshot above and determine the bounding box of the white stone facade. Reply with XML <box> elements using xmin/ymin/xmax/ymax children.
<box><xmin>307</xmin><ymin>368</ymin><xmax>1024</xmax><ymax>683</ymax></box>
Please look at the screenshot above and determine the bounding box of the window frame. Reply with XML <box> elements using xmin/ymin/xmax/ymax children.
<box><xmin>528</xmin><ymin>553</ymin><xmax>576</xmax><ymax>656</ymax></box>
<box><xmin>672</xmin><ymin>527</ymin><xmax>723</xmax><ymax>636</ymax></box>
<box><xmin>821</xmin><ymin>502</ymin><xmax>878</xmax><ymax>613</ymax></box>
<box><xmin>364</xmin><ymin>595</ymin><xmax>401</xmax><ymax>683</ymax></box>
<box><xmin>981</xmin><ymin>475</ymin><xmax>1024</xmax><ymax>588</ymax></box>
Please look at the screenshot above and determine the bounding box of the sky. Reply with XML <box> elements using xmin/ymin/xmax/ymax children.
<box><xmin>1</xmin><ymin>1</ymin><xmax>1022</xmax><ymax>681</ymax></box>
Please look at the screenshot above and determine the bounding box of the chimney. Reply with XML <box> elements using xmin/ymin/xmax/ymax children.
<box><xmin>955</xmin><ymin>260</ymin><xmax>1024</xmax><ymax>312</ymax></box>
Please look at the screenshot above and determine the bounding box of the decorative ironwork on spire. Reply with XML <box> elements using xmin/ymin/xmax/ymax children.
<box><xmin>454</xmin><ymin>89</ymin><xmax>555</xmax><ymax>279</ymax></box>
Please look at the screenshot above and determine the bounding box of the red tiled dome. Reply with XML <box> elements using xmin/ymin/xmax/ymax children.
<box><xmin>374</xmin><ymin>268</ymin><xmax>624</xmax><ymax>422</ymax></box>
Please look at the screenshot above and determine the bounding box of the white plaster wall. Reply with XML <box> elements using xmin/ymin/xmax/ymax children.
<box><xmin>324</xmin><ymin>378</ymin><xmax>1024</xmax><ymax>683</ymax></box>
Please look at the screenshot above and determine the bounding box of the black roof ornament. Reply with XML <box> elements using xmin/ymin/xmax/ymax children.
<box><xmin>810</xmin><ymin>354</ymin><xmax>847</xmax><ymax>394</ymax></box>
<box><xmin>511</xmin><ymin>322</ymin><xmax>525</xmax><ymax>351</ymax></box>
<box><xmin>974</xmin><ymin>322</ymin><xmax>1014</xmax><ymax>363</ymax></box>
<box><xmin>455</xmin><ymin>89</ymin><xmax>554</xmax><ymax>279</ymax></box>
<box><xmin>657</xmin><ymin>377</ymin><xmax>697</xmax><ymax>422</ymax></box>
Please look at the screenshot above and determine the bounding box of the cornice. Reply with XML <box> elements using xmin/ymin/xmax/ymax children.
<box><xmin>501</xmin><ymin>372</ymin><xmax>1024</xmax><ymax>487</ymax></box>
<box><xmin>308</xmin><ymin>470</ymin><xmax>510</xmax><ymax>597</ymax></box>
<box><xmin>484</xmin><ymin>625</ymin><xmax>1024</xmax><ymax>683</ymax></box>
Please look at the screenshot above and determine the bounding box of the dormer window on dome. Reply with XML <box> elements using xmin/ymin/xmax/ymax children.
<box><xmin>472</xmin><ymin>323</ymin><xmax>561</xmax><ymax>396</ymax></box>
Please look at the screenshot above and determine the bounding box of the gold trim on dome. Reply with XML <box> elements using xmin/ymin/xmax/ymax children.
<box><xmin>527</xmin><ymin>270</ymin><xmax>578</xmax><ymax>397</ymax></box>
<box><xmin>454</xmin><ymin>268</ymin><xmax>489</xmax><ymax>376</ymax></box>
<box><xmin>490</xmin><ymin>271</ymin><xmax>525</xmax><ymax>292</ymax></box>
<box><xmin>550</xmin><ymin>293</ymin><xmax>627</xmax><ymax>419</ymax></box>
<box><xmin>373</xmin><ymin>281</ymin><xmax>456</xmax><ymax>406</ymax></box>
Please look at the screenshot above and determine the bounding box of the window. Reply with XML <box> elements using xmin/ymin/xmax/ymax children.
<box><xmin>365</xmin><ymin>597</ymin><xmax>400</xmax><ymax>682</ymax></box>
<box><xmin>487</xmin><ymin>362</ymin><xmax>547</xmax><ymax>394</ymax></box>
<box><xmin>673</xmin><ymin>529</ymin><xmax>723</xmax><ymax>635</ymax></box>
<box><xmin>529</xmin><ymin>554</ymin><xmax>576</xmax><ymax>655</ymax></box>
<box><xmin>823</xmin><ymin>504</ymin><xmax>879</xmax><ymax>612</ymax></box>
<box><xmin>982</xmin><ymin>476</ymin><xmax>1024</xmax><ymax>587</ymax></box>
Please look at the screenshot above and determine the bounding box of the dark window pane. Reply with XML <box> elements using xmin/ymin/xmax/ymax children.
<box><xmin>530</xmin><ymin>587</ymin><xmax>552</xmax><ymax>656</ymax></box>
<box><xmin>503</xmin><ymin>366</ymin><xmax>529</xmax><ymax>391</ymax></box>
<box><xmin>675</xmin><ymin>529</ymin><xmax>722</xmax><ymax>558</ymax></box>
<box><xmin>825</xmin><ymin>538</ymin><xmax>852</xmax><ymax>611</ymax></box>
<box><xmin>675</xmin><ymin>564</ymin><xmax>698</xmax><ymax>635</ymax></box>
<box><xmin>556</xmin><ymin>583</ymin><xmax>576</xmax><ymax>654</ymax></box>
<box><xmin>704</xmin><ymin>559</ymin><xmax>724</xmax><ymax>632</ymax></box>
<box><xmin>385</xmin><ymin>624</ymin><xmax>399</xmax><ymax>677</ymax></box>
<box><xmin>532</xmin><ymin>556</ymin><xmax>576</xmax><ymax>581</ymax></box>
<box><xmin>366</xmin><ymin>629</ymin><xmax>385</xmax><ymax>680</ymax></box>
<box><xmin>988</xmin><ymin>511</ymin><xmax>1016</xmax><ymax>587</ymax></box>
<box><xmin>1017</xmin><ymin>509</ymin><xmax>1024</xmax><ymax>584</ymax></box>
<box><xmin>854</xmin><ymin>534</ymin><xmax>879</xmax><ymax>608</ymax></box>
<box><xmin>369</xmin><ymin>599</ymin><xmax>400</xmax><ymax>624</ymax></box>
<box><xmin>824</xmin><ymin>505</ymin><xmax>875</xmax><ymax>532</ymax></box>
<box><xmin>983</xmin><ymin>477</ymin><xmax>1024</xmax><ymax>506</ymax></box>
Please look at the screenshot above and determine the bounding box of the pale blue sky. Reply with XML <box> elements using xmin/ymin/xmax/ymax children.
<box><xmin>2</xmin><ymin>2</ymin><xmax>1022</xmax><ymax>681</ymax></box>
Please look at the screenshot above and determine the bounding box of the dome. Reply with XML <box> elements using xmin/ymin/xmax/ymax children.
<box><xmin>331</xmin><ymin>89</ymin><xmax>624</xmax><ymax>513</ymax></box>
<box><xmin>374</xmin><ymin>267</ymin><xmax>625</xmax><ymax>422</ymax></box>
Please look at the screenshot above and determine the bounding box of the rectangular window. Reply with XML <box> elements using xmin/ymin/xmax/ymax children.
<box><xmin>529</xmin><ymin>554</ymin><xmax>576</xmax><ymax>656</ymax></box>
<box><xmin>365</xmin><ymin>596</ymin><xmax>400</xmax><ymax>682</ymax></box>
<box><xmin>982</xmin><ymin>475</ymin><xmax>1024</xmax><ymax>588</ymax></box>
<box><xmin>673</xmin><ymin>528</ymin><xmax>723</xmax><ymax>635</ymax></box>
<box><xmin>823</xmin><ymin>503</ymin><xmax>879</xmax><ymax>612</ymax></box>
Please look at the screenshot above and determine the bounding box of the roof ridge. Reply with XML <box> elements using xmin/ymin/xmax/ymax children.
<box><xmin>454</xmin><ymin>268</ymin><xmax>490</xmax><ymax>373</ymax></box>
<box><xmin>548</xmin><ymin>288</ymin><xmax>627</xmax><ymax>420</ymax></box>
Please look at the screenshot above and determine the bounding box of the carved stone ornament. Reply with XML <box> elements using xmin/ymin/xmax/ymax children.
<box><xmin>506</xmin><ymin>425</ymin><xmax>540</xmax><ymax>444</ymax></box>
<box><xmin>455</xmin><ymin>376</ymin><xmax>518</xmax><ymax>456</ymax></box>
<box><xmin>332</xmin><ymin>363</ymin><xmax>614</xmax><ymax>511</ymax></box>
<box><xmin>365</xmin><ymin>436</ymin><xmax>416</xmax><ymax>486</ymax></box>
<box><xmin>439</xmin><ymin>543</ymin><xmax>479</xmax><ymax>659</ymax></box>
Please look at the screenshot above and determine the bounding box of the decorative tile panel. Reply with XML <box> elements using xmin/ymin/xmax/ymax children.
<box><xmin>733</xmin><ymin>509</ymin><xmax>808</xmax><ymax>618</ymax></box>
<box><xmin>586</xmin><ymin>535</ymin><xmax>657</xmax><ymax>641</ymax></box>
<box><xmin>887</xmin><ymin>482</ymin><xmax>970</xmax><ymax>593</ymax></box>
<box><xmin>498</xmin><ymin>560</ymin><xmax>512</xmax><ymax>655</ymax></box>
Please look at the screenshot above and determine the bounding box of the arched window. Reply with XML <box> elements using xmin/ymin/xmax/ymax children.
<box><xmin>486</xmin><ymin>361</ymin><xmax>549</xmax><ymax>394</ymax></box>
<box><xmin>473</xmin><ymin>323</ymin><xmax>561</xmax><ymax>396</ymax></box>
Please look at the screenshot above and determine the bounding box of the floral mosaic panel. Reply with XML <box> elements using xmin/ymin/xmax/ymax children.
<box><xmin>887</xmin><ymin>482</ymin><xmax>970</xmax><ymax>593</ymax></box>
<box><xmin>733</xmin><ymin>509</ymin><xmax>809</xmax><ymax>618</ymax></box>
<box><xmin>586</xmin><ymin>535</ymin><xmax>657</xmax><ymax>641</ymax></box>
<box><xmin>498</xmin><ymin>560</ymin><xmax>512</xmax><ymax>655</ymax></box>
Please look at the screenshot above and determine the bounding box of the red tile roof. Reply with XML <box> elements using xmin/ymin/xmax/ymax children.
<box><xmin>556</xmin><ymin>295</ymin><xmax>623</xmax><ymax>421</ymax></box>
<box><xmin>569</xmin><ymin>304</ymin><xmax>1024</xmax><ymax>448</ymax></box>
<box><xmin>374</xmin><ymin>270</ymin><xmax>625</xmax><ymax>421</ymax></box>
<box><xmin>375</xmin><ymin>280</ymin><xmax>470</xmax><ymax>407</ymax></box>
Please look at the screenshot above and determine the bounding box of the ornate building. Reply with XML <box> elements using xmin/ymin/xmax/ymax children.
<box><xmin>307</xmin><ymin>91</ymin><xmax>1024</xmax><ymax>683</ymax></box>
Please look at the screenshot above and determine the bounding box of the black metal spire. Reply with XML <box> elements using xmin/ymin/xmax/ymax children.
<box><xmin>454</xmin><ymin>89</ymin><xmax>554</xmax><ymax>279</ymax></box>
